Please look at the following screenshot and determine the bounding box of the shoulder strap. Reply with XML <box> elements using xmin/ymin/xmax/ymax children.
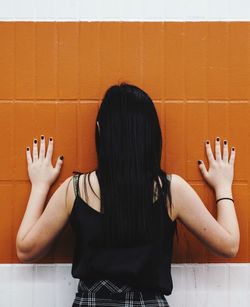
<box><xmin>73</xmin><ymin>172</ymin><xmax>81</xmax><ymax>197</ymax></box>
<box><xmin>83</xmin><ymin>173</ymin><xmax>89</xmax><ymax>203</ymax></box>
<box><xmin>166</xmin><ymin>173</ymin><xmax>172</xmax><ymax>182</ymax></box>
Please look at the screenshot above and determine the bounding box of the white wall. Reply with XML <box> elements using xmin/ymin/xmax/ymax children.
<box><xmin>0</xmin><ymin>264</ymin><xmax>249</xmax><ymax>307</ymax></box>
<box><xmin>0</xmin><ymin>0</ymin><xmax>249</xmax><ymax>21</ymax></box>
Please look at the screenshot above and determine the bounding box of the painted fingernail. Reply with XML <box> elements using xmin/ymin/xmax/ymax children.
<box><xmin>26</xmin><ymin>147</ymin><xmax>29</xmax><ymax>151</ymax></box>
<box><xmin>34</xmin><ymin>139</ymin><xmax>37</xmax><ymax>144</ymax></box>
<box><xmin>41</xmin><ymin>135</ymin><xmax>44</xmax><ymax>140</ymax></box>
<box><xmin>224</xmin><ymin>140</ymin><xmax>227</xmax><ymax>145</ymax></box>
<box><xmin>232</xmin><ymin>147</ymin><xmax>235</xmax><ymax>151</ymax></box>
<box><xmin>206</xmin><ymin>141</ymin><xmax>209</xmax><ymax>144</ymax></box>
<box><xmin>60</xmin><ymin>155</ymin><xmax>64</xmax><ymax>160</ymax></box>
<box><xmin>198</xmin><ymin>160</ymin><xmax>202</xmax><ymax>165</ymax></box>
<box><xmin>216</xmin><ymin>137</ymin><xmax>220</xmax><ymax>142</ymax></box>
<box><xmin>49</xmin><ymin>137</ymin><xmax>52</xmax><ymax>141</ymax></box>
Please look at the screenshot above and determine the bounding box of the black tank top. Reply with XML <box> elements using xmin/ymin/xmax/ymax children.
<box><xmin>69</xmin><ymin>172</ymin><xmax>176</xmax><ymax>295</ymax></box>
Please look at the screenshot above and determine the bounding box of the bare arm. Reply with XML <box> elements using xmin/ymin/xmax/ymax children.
<box><xmin>16</xmin><ymin>135</ymin><xmax>70</xmax><ymax>262</ymax></box>
<box><xmin>172</xmin><ymin>137</ymin><xmax>240</xmax><ymax>258</ymax></box>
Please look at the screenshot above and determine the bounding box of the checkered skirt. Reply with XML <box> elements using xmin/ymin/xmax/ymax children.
<box><xmin>72</xmin><ymin>279</ymin><xmax>170</xmax><ymax>307</ymax></box>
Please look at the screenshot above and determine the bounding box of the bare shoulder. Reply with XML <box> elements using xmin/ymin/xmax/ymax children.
<box><xmin>160</xmin><ymin>173</ymin><xmax>179</xmax><ymax>222</ymax></box>
<box><xmin>170</xmin><ymin>173</ymin><xmax>192</xmax><ymax>196</ymax></box>
<box><xmin>170</xmin><ymin>173</ymin><xmax>186</xmax><ymax>187</ymax></box>
<box><xmin>169</xmin><ymin>174</ymin><xmax>193</xmax><ymax>220</ymax></box>
<box><xmin>61</xmin><ymin>175</ymin><xmax>75</xmax><ymax>215</ymax></box>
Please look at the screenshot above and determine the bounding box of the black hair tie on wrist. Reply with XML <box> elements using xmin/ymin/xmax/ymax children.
<box><xmin>216</xmin><ymin>197</ymin><xmax>234</xmax><ymax>204</ymax></box>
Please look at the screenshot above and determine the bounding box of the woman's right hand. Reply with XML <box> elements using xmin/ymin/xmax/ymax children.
<box><xmin>198</xmin><ymin>137</ymin><xmax>236</xmax><ymax>192</ymax></box>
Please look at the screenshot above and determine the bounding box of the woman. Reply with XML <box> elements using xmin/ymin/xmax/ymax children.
<box><xmin>16</xmin><ymin>83</ymin><xmax>240</xmax><ymax>307</ymax></box>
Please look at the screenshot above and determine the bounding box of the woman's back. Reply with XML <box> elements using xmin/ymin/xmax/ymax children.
<box><xmin>66</xmin><ymin>170</ymin><xmax>177</xmax><ymax>222</ymax></box>
<box><xmin>69</xmin><ymin>171</ymin><xmax>177</xmax><ymax>297</ymax></box>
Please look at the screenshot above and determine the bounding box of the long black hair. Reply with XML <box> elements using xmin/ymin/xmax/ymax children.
<box><xmin>94</xmin><ymin>82</ymin><xmax>173</xmax><ymax>247</ymax></box>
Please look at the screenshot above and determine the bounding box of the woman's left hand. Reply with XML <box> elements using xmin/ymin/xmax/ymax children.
<box><xmin>26</xmin><ymin>135</ymin><xmax>64</xmax><ymax>188</ymax></box>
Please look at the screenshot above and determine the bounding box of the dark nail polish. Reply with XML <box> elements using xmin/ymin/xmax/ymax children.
<box><xmin>232</xmin><ymin>147</ymin><xmax>235</xmax><ymax>151</ymax></box>
<box><xmin>60</xmin><ymin>155</ymin><xmax>64</xmax><ymax>160</ymax></box>
<box><xmin>216</xmin><ymin>137</ymin><xmax>220</xmax><ymax>142</ymax></box>
<box><xmin>206</xmin><ymin>141</ymin><xmax>209</xmax><ymax>144</ymax></box>
<box><xmin>41</xmin><ymin>135</ymin><xmax>44</xmax><ymax>140</ymax></box>
<box><xmin>49</xmin><ymin>137</ymin><xmax>52</xmax><ymax>141</ymax></box>
<box><xmin>224</xmin><ymin>140</ymin><xmax>227</xmax><ymax>145</ymax></box>
<box><xmin>198</xmin><ymin>160</ymin><xmax>202</xmax><ymax>165</ymax></box>
<box><xmin>26</xmin><ymin>147</ymin><xmax>29</xmax><ymax>151</ymax></box>
<box><xmin>34</xmin><ymin>139</ymin><xmax>37</xmax><ymax>144</ymax></box>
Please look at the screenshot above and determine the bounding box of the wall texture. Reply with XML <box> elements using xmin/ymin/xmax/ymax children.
<box><xmin>0</xmin><ymin>21</ymin><xmax>249</xmax><ymax>264</ymax></box>
<box><xmin>0</xmin><ymin>1</ymin><xmax>249</xmax><ymax>306</ymax></box>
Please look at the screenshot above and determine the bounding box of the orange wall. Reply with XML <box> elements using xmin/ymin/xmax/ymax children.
<box><xmin>0</xmin><ymin>22</ymin><xmax>249</xmax><ymax>264</ymax></box>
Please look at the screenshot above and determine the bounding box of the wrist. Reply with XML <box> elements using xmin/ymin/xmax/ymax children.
<box><xmin>214</xmin><ymin>186</ymin><xmax>233</xmax><ymax>199</ymax></box>
<box><xmin>31</xmin><ymin>183</ymin><xmax>50</xmax><ymax>194</ymax></box>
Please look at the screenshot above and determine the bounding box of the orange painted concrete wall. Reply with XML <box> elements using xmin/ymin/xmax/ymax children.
<box><xmin>0</xmin><ymin>22</ymin><xmax>249</xmax><ymax>264</ymax></box>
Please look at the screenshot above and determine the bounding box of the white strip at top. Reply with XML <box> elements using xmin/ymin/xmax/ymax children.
<box><xmin>0</xmin><ymin>0</ymin><xmax>250</xmax><ymax>21</ymax></box>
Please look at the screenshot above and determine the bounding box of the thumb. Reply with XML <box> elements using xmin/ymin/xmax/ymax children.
<box><xmin>55</xmin><ymin>155</ymin><xmax>64</xmax><ymax>173</ymax></box>
<box><xmin>198</xmin><ymin>160</ymin><xmax>208</xmax><ymax>178</ymax></box>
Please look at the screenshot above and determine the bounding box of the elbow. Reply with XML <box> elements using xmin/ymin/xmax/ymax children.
<box><xmin>16</xmin><ymin>243</ymin><xmax>47</xmax><ymax>263</ymax></box>
<box><xmin>225</xmin><ymin>244</ymin><xmax>239</xmax><ymax>258</ymax></box>
<box><xmin>211</xmin><ymin>237</ymin><xmax>240</xmax><ymax>258</ymax></box>
<box><xmin>226</xmin><ymin>235</ymin><xmax>240</xmax><ymax>258</ymax></box>
<box><xmin>16</xmin><ymin>241</ymin><xmax>36</xmax><ymax>263</ymax></box>
<box><xmin>221</xmin><ymin>240</ymin><xmax>240</xmax><ymax>258</ymax></box>
<box><xmin>17</xmin><ymin>250</ymin><xmax>38</xmax><ymax>263</ymax></box>
<box><xmin>16</xmin><ymin>250</ymin><xmax>32</xmax><ymax>263</ymax></box>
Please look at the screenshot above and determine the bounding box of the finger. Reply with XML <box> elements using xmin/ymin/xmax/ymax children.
<box><xmin>229</xmin><ymin>147</ymin><xmax>236</xmax><ymax>165</ymax></box>
<box><xmin>46</xmin><ymin>137</ymin><xmax>53</xmax><ymax>161</ymax></box>
<box><xmin>205</xmin><ymin>140</ymin><xmax>215</xmax><ymax>164</ymax></box>
<box><xmin>198</xmin><ymin>160</ymin><xmax>208</xmax><ymax>178</ymax></box>
<box><xmin>55</xmin><ymin>155</ymin><xmax>64</xmax><ymax>173</ymax></box>
<box><xmin>33</xmin><ymin>139</ymin><xmax>38</xmax><ymax>161</ymax></box>
<box><xmin>215</xmin><ymin>137</ymin><xmax>222</xmax><ymax>160</ymax></box>
<box><xmin>26</xmin><ymin>147</ymin><xmax>32</xmax><ymax>165</ymax></box>
<box><xmin>39</xmin><ymin>135</ymin><xmax>45</xmax><ymax>160</ymax></box>
<box><xmin>223</xmin><ymin>140</ymin><xmax>228</xmax><ymax>162</ymax></box>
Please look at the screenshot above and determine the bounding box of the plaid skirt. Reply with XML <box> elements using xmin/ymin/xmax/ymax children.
<box><xmin>72</xmin><ymin>279</ymin><xmax>170</xmax><ymax>307</ymax></box>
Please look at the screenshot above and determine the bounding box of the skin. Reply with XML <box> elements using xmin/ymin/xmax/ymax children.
<box><xmin>16</xmin><ymin>135</ymin><xmax>240</xmax><ymax>262</ymax></box>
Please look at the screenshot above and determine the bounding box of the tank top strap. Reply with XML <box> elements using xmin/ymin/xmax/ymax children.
<box><xmin>72</xmin><ymin>172</ymin><xmax>82</xmax><ymax>198</ymax></box>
